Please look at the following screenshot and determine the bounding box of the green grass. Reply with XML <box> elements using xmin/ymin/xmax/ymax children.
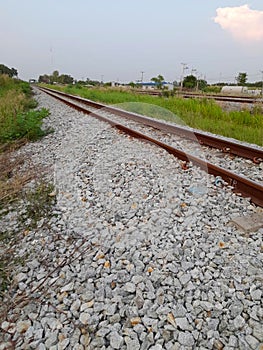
<box><xmin>0</xmin><ymin>75</ymin><xmax>50</xmax><ymax>145</ymax></box>
<box><xmin>42</xmin><ymin>84</ymin><xmax>263</xmax><ymax>146</ymax></box>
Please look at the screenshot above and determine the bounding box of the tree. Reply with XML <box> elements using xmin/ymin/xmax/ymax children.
<box><xmin>86</xmin><ymin>78</ymin><xmax>100</xmax><ymax>86</ymax></box>
<box><xmin>128</xmin><ymin>82</ymin><xmax>136</xmax><ymax>88</ymax></box>
<box><xmin>183</xmin><ymin>75</ymin><xmax>197</xmax><ymax>89</ymax></box>
<box><xmin>49</xmin><ymin>70</ymin><xmax>59</xmax><ymax>83</ymax></box>
<box><xmin>0</xmin><ymin>64</ymin><xmax>18</xmax><ymax>77</ymax></box>
<box><xmin>197</xmin><ymin>79</ymin><xmax>207</xmax><ymax>91</ymax></box>
<box><xmin>151</xmin><ymin>75</ymin><xmax>165</xmax><ymax>89</ymax></box>
<box><xmin>38</xmin><ymin>74</ymin><xmax>50</xmax><ymax>83</ymax></box>
<box><xmin>38</xmin><ymin>71</ymin><xmax>74</xmax><ymax>85</ymax></box>
<box><xmin>236</xmin><ymin>72</ymin><xmax>247</xmax><ymax>86</ymax></box>
<box><xmin>11</xmin><ymin>68</ymin><xmax>18</xmax><ymax>77</ymax></box>
<box><xmin>58</xmin><ymin>74</ymin><xmax>74</xmax><ymax>84</ymax></box>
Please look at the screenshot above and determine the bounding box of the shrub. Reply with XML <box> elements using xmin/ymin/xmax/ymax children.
<box><xmin>0</xmin><ymin>76</ymin><xmax>50</xmax><ymax>145</ymax></box>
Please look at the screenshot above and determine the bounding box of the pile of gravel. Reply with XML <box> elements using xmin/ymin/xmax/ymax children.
<box><xmin>0</xmin><ymin>89</ymin><xmax>262</xmax><ymax>349</ymax></box>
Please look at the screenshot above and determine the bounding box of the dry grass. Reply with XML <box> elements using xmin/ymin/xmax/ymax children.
<box><xmin>0</xmin><ymin>146</ymin><xmax>56</xmax><ymax>311</ymax></box>
<box><xmin>0</xmin><ymin>150</ymin><xmax>35</xmax><ymax>207</ymax></box>
<box><xmin>0</xmin><ymin>90</ymin><xmax>25</xmax><ymax>119</ymax></box>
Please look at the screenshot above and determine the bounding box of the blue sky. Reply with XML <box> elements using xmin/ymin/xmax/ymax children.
<box><xmin>0</xmin><ymin>0</ymin><xmax>262</xmax><ymax>83</ymax></box>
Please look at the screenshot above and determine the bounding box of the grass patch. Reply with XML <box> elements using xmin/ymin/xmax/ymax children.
<box><xmin>0</xmin><ymin>150</ymin><xmax>40</xmax><ymax>209</ymax></box>
<box><xmin>0</xmin><ymin>75</ymin><xmax>50</xmax><ymax>145</ymax></box>
<box><xmin>43</xmin><ymin>84</ymin><xmax>263</xmax><ymax>146</ymax></box>
<box><xmin>0</xmin><ymin>107</ymin><xmax>50</xmax><ymax>143</ymax></box>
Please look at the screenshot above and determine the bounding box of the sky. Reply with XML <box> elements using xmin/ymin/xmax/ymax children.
<box><xmin>0</xmin><ymin>0</ymin><xmax>263</xmax><ymax>84</ymax></box>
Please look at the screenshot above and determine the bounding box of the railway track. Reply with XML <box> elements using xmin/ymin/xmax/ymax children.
<box><xmin>133</xmin><ymin>89</ymin><xmax>262</xmax><ymax>104</ymax></box>
<box><xmin>39</xmin><ymin>87</ymin><xmax>263</xmax><ymax>207</ymax></box>
<box><xmin>179</xmin><ymin>92</ymin><xmax>260</xmax><ymax>104</ymax></box>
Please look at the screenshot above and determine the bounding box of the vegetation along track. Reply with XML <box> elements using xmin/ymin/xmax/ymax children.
<box><xmin>179</xmin><ymin>92</ymin><xmax>260</xmax><ymax>104</ymax></box>
<box><xmin>39</xmin><ymin>87</ymin><xmax>263</xmax><ymax>207</ymax></box>
<box><xmin>128</xmin><ymin>89</ymin><xmax>261</xmax><ymax>104</ymax></box>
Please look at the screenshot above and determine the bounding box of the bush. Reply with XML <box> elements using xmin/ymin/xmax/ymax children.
<box><xmin>0</xmin><ymin>76</ymin><xmax>50</xmax><ymax>145</ymax></box>
<box><xmin>0</xmin><ymin>108</ymin><xmax>50</xmax><ymax>143</ymax></box>
<box><xmin>203</xmin><ymin>86</ymin><xmax>221</xmax><ymax>94</ymax></box>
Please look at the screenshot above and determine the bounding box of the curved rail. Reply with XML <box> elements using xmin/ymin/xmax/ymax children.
<box><xmin>39</xmin><ymin>87</ymin><xmax>263</xmax><ymax>207</ymax></box>
<box><xmin>39</xmin><ymin>87</ymin><xmax>263</xmax><ymax>163</ymax></box>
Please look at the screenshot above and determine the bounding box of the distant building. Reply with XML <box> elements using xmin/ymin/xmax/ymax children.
<box><xmin>138</xmin><ymin>82</ymin><xmax>174</xmax><ymax>90</ymax></box>
<box><xmin>29</xmin><ymin>79</ymin><xmax>36</xmax><ymax>84</ymax></box>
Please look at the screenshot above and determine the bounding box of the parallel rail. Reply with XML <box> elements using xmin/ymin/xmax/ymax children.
<box><xmin>179</xmin><ymin>92</ymin><xmax>260</xmax><ymax>104</ymax></box>
<box><xmin>132</xmin><ymin>89</ymin><xmax>261</xmax><ymax>104</ymax></box>
<box><xmin>39</xmin><ymin>87</ymin><xmax>263</xmax><ymax>163</ymax></box>
<box><xmin>39</xmin><ymin>87</ymin><xmax>263</xmax><ymax>207</ymax></box>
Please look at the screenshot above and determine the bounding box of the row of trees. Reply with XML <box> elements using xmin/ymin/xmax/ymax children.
<box><xmin>38</xmin><ymin>71</ymin><xmax>103</xmax><ymax>86</ymax></box>
<box><xmin>182</xmin><ymin>75</ymin><xmax>207</xmax><ymax>90</ymax></box>
<box><xmin>223</xmin><ymin>72</ymin><xmax>261</xmax><ymax>87</ymax></box>
<box><xmin>75</xmin><ymin>78</ymin><xmax>101</xmax><ymax>86</ymax></box>
<box><xmin>149</xmin><ymin>72</ymin><xmax>261</xmax><ymax>90</ymax></box>
<box><xmin>37</xmin><ymin>70</ymin><xmax>260</xmax><ymax>91</ymax></box>
<box><xmin>38</xmin><ymin>70</ymin><xmax>74</xmax><ymax>85</ymax></box>
<box><xmin>149</xmin><ymin>74</ymin><xmax>208</xmax><ymax>90</ymax></box>
<box><xmin>215</xmin><ymin>73</ymin><xmax>262</xmax><ymax>88</ymax></box>
<box><xmin>0</xmin><ymin>64</ymin><xmax>18</xmax><ymax>77</ymax></box>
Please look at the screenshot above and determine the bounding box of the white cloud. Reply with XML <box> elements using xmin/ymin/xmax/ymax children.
<box><xmin>214</xmin><ymin>4</ymin><xmax>263</xmax><ymax>41</ymax></box>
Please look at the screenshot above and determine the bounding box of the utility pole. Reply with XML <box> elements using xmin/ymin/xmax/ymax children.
<box><xmin>191</xmin><ymin>69</ymin><xmax>197</xmax><ymax>90</ymax></box>
<box><xmin>261</xmin><ymin>70</ymin><xmax>263</xmax><ymax>96</ymax></box>
<box><xmin>196</xmin><ymin>73</ymin><xmax>202</xmax><ymax>92</ymax></box>
<box><xmin>141</xmin><ymin>71</ymin><xmax>145</xmax><ymax>83</ymax></box>
<box><xmin>180</xmin><ymin>63</ymin><xmax>188</xmax><ymax>91</ymax></box>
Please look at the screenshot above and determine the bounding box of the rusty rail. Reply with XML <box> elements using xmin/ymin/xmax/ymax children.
<box><xmin>179</xmin><ymin>92</ymin><xmax>259</xmax><ymax>104</ymax></box>
<box><xmin>39</xmin><ymin>87</ymin><xmax>263</xmax><ymax>163</ymax></box>
<box><xmin>39</xmin><ymin>87</ymin><xmax>263</xmax><ymax>207</ymax></box>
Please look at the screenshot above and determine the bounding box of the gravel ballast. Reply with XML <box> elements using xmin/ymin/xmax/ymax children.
<box><xmin>0</xmin><ymin>89</ymin><xmax>262</xmax><ymax>349</ymax></box>
<box><xmin>50</xmin><ymin>92</ymin><xmax>263</xmax><ymax>184</ymax></box>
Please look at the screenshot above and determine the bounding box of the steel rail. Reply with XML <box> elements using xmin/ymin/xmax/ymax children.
<box><xmin>124</xmin><ymin>90</ymin><xmax>260</xmax><ymax>103</ymax></box>
<box><xmin>40</xmin><ymin>87</ymin><xmax>263</xmax><ymax>207</ymax></box>
<box><xmin>39</xmin><ymin>87</ymin><xmax>263</xmax><ymax>163</ymax></box>
<box><xmin>179</xmin><ymin>92</ymin><xmax>258</xmax><ymax>104</ymax></box>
